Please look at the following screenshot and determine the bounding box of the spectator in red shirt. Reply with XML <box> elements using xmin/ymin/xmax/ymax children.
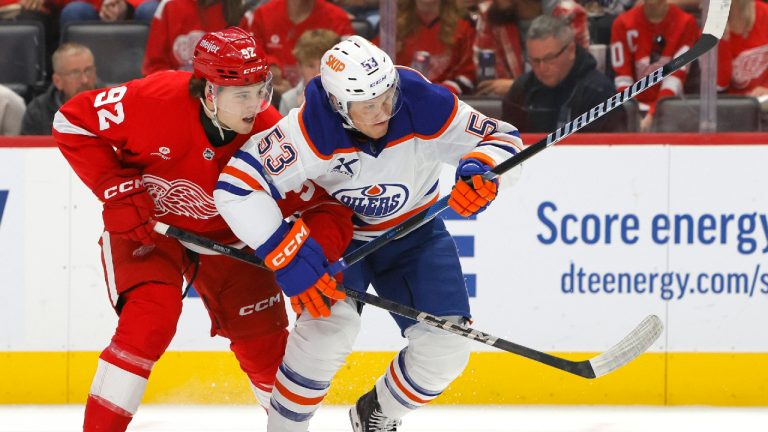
<box><xmin>142</xmin><ymin>0</ymin><xmax>243</xmax><ymax>76</ymax></box>
<box><xmin>610</xmin><ymin>0</ymin><xmax>698</xmax><ymax>131</ymax></box>
<box><xmin>717</xmin><ymin>0</ymin><xmax>768</xmax><ymax>97</ymax></box>
<box><xmin>473</xmin><ymin>0</ymin><xmax>590</xmax><ymax>97</ymax></box>
<box><xmin>385</xmin><ymin>0</ymin><xmax>477</xmax><ymax>95</ymax></box>
<box><xmin>239</xmin><ymin>0</ymin><xmax>354</xmax><ymax>95</ymax></box>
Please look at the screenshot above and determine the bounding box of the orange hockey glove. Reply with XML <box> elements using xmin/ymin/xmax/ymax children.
<box><xmin>256</xmin><ymin>218</ymin><xmax>346</xmax><ymax>318</ymax></box>
<box><xmin>448</xmin><ymin>157</ymin><xmax>499</xmax><ymax>217</ymax></box>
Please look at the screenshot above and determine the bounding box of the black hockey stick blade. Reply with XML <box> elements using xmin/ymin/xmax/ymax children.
<box><xmin>154</xmin><ymin>222</ymin><xmax>662</xmax><ymax>378</ymax></box>
<box><xmin>328</xmin><ymin>0</ymin><xmax>731</xmax><ymax>275</ymax></box>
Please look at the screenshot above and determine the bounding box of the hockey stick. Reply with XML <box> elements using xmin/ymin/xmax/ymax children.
<box><xmin>154</xmin><ymin>221</ymin><xmax>662</xmax><ymax>378</ymax></box>
<box><xmin>327</xmin><ymin>0</ymin><xmax>731</xmax><ymax>275</ymax></box>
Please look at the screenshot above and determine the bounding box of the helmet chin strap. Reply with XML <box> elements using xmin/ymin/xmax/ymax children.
<box><xmin>200</xmin><ymin>83</ymin><xmax>234</xmax><ymax>140</ymax></box>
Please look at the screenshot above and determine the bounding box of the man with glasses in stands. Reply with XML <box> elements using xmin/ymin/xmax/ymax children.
<box><xmin>501</xmin><ymin>15</ymin><xmax>624</xmax><ymax>133</ymax></box>
<box><xmin>21</xmin><ymin>43</ymin><xmax>99</xmax><ymax>135</ymax></box>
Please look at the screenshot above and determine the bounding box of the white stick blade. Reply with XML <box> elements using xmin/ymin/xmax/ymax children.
<box><xmin>702</xmin><ymin>0</ymin><xmax>732</xmax><ymax>39</ymax></box>
<box><xmin>589</xmin><ymin>315</ymin><xmax>663</xmax><ymax>378</ymax></box>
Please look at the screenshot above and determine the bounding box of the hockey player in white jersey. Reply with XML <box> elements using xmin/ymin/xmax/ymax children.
<box><xmin>214</xmin><ymin>36</ymin><xmax>523</xmax><ymax>431</ymax></box>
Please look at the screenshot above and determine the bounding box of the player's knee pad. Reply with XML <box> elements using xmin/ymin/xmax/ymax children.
<box><xmin>112</xmin><ymin>282</ymin><xmax>183</xmax><ymax>361</ymax></box>
<box><xmin>402</xmin><ymin>316</ymin><xmax>471</xmax><ymax>389</ymax></box>
<box><xmin>283</xmin><ymin>297</ymin><xmax>361</xmax><ymax>381</ymax></box>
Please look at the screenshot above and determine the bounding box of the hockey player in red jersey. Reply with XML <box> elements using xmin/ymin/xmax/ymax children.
<box><xmin>610</xmin><ymin>0</ymin><xmax>699</xmax><ymax>131</ymax></box>
<box><xmin>52</xmin><ymin>27</ymin><xmax>352</xmax><ymax>431</ymax></box>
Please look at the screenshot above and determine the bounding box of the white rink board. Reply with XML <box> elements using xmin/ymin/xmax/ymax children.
<box><xmin>1</xmin><ymin>144</ymin><xmax>767</xmax><ymax>353</ymax></box>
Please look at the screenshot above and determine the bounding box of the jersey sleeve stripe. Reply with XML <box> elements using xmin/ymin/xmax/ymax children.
<box><xmin>52</xmin><ymin>111</ymin><xmax>96</xmax><ymax>137</ymax></box>
<box><xmin>462</xmin><ymin>151</ymin><xmax>497</xmax><ymax>167</ymax></box>
<box><xmin>477</xmin><ymin>142</ymin><xmax>521</xmax><ymax>156</ymax></box>
<box><xmin>480</xmin><ymin>135</ymin><xmax>523</xmax><ymax>152</ymax></box>
<box><xmin>221</xmin><ymin>166</ymin><xmax>265</xmax><ymax>192</ymax></box>
<box><xmin>232</xmin><ymin>150</ymin><xmax>282</xmax><ymax>197</ymax></box>
<box><xmin>214</xmin><ymin>181</ymin><xmax>252</xmax><ymax>196</ymax></box>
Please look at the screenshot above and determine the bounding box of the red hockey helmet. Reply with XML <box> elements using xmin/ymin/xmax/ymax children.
<box><xmin>193</xmin><ymin>27</ymin><xmax>269</xmax><ymax>86</ymax></box>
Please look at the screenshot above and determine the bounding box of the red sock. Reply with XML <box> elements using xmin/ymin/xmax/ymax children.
<box><xmin>83</xmin><ymin>394</ymin><xmax>133</xmax><ymax>432</ymax></box>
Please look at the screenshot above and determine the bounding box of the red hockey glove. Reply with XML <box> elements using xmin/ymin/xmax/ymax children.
<box><xmin>256</xmin><ymin>218</ymin><xmax>346</xmax><ymax>318</ymax></box>
<box><xmin>99</xmin><ymin>177</ymin><xmax>157</xmax><ymax>256</ymax></box>
<box><xmin>448</xmin><ymin>157</ymin><xmax>499</xmax><ymax>217</ymax></box>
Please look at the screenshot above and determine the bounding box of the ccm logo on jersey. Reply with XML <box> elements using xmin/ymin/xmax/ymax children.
<box><xmin>266</xmin><ymin>220</ymin><xmax>310</xmax><ymax>269</ymax></box>
<box><xmin>326</xmin><ymin>54</ymin><xmax>345</xmax><ymax>72</ymax></box>
<box><xmin>239</xmin><ymin>293</ymin><xmax>282</xmax><ymax>316</ymax></box>
<box><xmin>103</xmin><ymin>178</ymin><xmax>143</xmax><ymax>200</ymax></box>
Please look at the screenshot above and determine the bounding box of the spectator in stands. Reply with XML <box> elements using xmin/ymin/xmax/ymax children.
<box><xmin>383</xmin><ymin>0</ymin><xmax>476</xmax><ymax>95</ymax></box>
<box><xmin>239</xmin><ymin>0</ymin><xmax>354</xmax><ymax>96</ymax></box>
<box><xmin>473</xmin><ymin>0</ymin><xmax>590</xmax><ymax>97</ymax></box>
<box><xmin>717</xmin><ymin>0</ymin><xmax>768</xmax><ymax>97</ymax></box>
<box><xmin>0</xmin><ymin>84</ymin><xmax>25</xmax><ymax>135</ymax></box>
<box><xmin>610</xmin><ymin>0</ymin><xmax>698</xmax><ymax>131</ymax></box>
<box><xmin>142</xmin><ymin>0</ymin><xmax>243</xmax><ymax>76</ymax></box>
<box><xmin>59</xmin><ymin>0</ymin><xmax>159</xmax><ymax>28</ymax></box>
<box><xmin>279</xmin><ymin>28</ymin><xmax>340</xmax><ymax>115</ymax></box>
<box><xmin>21</xmin><ymin>43</ymin><xmax>98</xmax><ymax>135</ymax></box>
<box><xmin>502</xmin><ymin>15</ymin><xmax>624</xmax><ymax>132</ymax></box>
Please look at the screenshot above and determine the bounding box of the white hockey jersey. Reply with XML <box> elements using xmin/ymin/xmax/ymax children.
<box><xmin>214</xmin><ymin>67</ymin><xmax>523</xmax><ymax>247</ymax></box>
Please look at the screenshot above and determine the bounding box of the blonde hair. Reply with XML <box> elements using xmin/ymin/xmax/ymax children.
<box><xmin>292</xmin><ymin>29</ymin><xmax>342</xmax><ymax>64</ymax></box>
<box><xmin>52</xmin><ymin>43</ymin><xmax>93</xmax><ymax>73</ymax></box>
<box><xmin>397</xmin><ymin>0</ymin><xmax>463</xmax><ymax>50</ymax></box>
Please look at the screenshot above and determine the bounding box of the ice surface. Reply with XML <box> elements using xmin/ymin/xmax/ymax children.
<box><xmin>1</xmin><ymin>405</ymin><xmax>767</xmax><ymax>432</ymax></box>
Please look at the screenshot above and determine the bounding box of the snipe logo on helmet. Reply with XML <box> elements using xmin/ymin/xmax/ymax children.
<box><xmin>326</xmin><ymin>54</ymin><xmax>346</xmax><ymax>72</ymax></box>
<box><xmin>199</xmin><ymin>40</ymin><xmax>220</xmax><ymax>53</ymax></box>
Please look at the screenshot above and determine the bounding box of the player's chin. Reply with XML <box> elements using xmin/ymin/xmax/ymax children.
<box><xmin>233</xmin><ymin>115</ymin><xmax>257</xmax><ymax>133</ymax></box>
<box><xmin>365</xmin><ymin>121</ymin><xmax>389</xmax><ymax>139</ymax></box>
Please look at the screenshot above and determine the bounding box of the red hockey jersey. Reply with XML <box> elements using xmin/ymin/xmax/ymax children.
<box><xmin>239</xmin><ymin>0</ymin><xmax>354</xmax><ymax>87</ymax></box>
<box><xmin>52</xmin><ymin>71</ymin><xmax>349</xmax><ymax>249</ymax></box>
<box><xmin>610</xmin><ymin>4</ymin><xmax>699</xmax><ymax>111</ymax></box>
<box><xmin>142</xmin><ymin>0</ymin><xmax>228</xmax><ymax>77</ymax></box>
<box><xmin>717</xmin><ymin>1</ymin><xmax>768</xmax><ymax>94</ymax></box>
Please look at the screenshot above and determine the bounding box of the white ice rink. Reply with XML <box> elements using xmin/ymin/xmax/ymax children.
<box><xmin>2</xmin><ymin>405</ymin><xmax>768</xmax><ymax>432</ymax></box>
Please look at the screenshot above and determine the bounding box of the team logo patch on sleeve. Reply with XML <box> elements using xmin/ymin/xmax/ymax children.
<box><xmin>332</xmin><ymin>184</ymin><xmax>409</xmax><ymax>218</ymax></box>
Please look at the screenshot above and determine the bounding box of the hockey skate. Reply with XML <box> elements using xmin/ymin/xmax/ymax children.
<box><xmin>349</xmin><ymin>388</ymin><xmax>402</xmax><ymax>432</ymax></box>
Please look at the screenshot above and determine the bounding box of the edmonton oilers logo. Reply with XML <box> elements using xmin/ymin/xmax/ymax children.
<box><xmin>332</xmin><ymin>184</ymin><xmax>409</xmax><ymax>218</ymax></box>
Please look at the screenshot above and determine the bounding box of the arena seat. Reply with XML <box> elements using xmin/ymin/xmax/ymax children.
<box><xmin>0</xmin><ymin>21</ymin><xmax>46</xmax><ymax>99</ymax></box>
<box><xmin>460</xmin><ymin>96</ymin><xmax>503</xmax><ymax>119</ymax></box>
<box><xmin>351</xmin><ymin>18</ymin><xmax>375</xmax><ymax>40</ymax></box>
<box><xmin>62</xmin><ymin>22</ymin><xmax>149</xmax><ymax>86</ymax></box>
<box><xmin>653</xmin><ymin>95</ymin><xmax>762</xmax><ymax>132</ymax></box>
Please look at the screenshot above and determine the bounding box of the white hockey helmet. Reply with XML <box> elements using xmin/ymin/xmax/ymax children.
<box><xmin>320</xmin><ymin>35</ymin><xmax>400</xmax><ymax>129</ymax></box>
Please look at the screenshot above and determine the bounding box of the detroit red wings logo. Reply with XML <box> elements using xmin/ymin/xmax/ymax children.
<box><xmin>731</xmin><ymin>45</ymin><xmax>768</xmax><ymax>90</ymax></box>
<box><xmin>142</xmin><ymin>175</ymin><xmax>218</xmax><ymax>219</ymax></box>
